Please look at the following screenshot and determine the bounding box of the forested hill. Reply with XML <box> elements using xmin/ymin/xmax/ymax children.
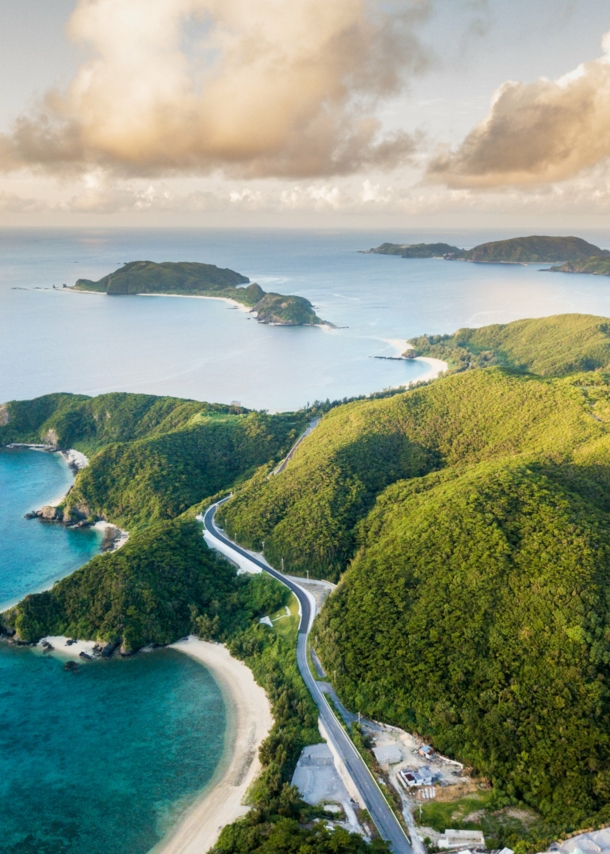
<box><xmin>73</xmin><ymin>260</ymin><xmax>325</xmax><ymax>326</ymax></box>
<box><xmin>0</xmin><ymin>391</ymin><xmax>307</xmax><ymax>529</ymax></box>
<box><xmin>462</xmin><ymin>234</ymin><xmax>610</xmax><ymax>263</ymax></box>
<box><xmin>408</xmin><ymin>314</ymin><xmax>610</xmax><ymax>375</ymax></box>
<box><xmin>217</xmin><ymin>321</ymin><xmax>610</xmax><ymax>827</ymax></box>
<box><xmin>365</xmin><ymin>234</ymin><xmax>610</xmax><ymax>263</ymax></box>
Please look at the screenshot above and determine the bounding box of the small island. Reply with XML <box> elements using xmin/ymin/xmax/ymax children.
<box><xmin>73</xmin><ymin>260</ymin><xmax>326</xmax><ymax>326</ymax></box>
<box><xmin>548</xmin><ymin>257</ymin><xmax>610</xmax><ymax>276</ymax></box>
<box><xmin>364</xmin><ymin>234</ymin><xmax>610</xmax><ymax>264</ymax></box>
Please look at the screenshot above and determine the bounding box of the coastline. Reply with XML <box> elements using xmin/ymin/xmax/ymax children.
<box><xmin>385</xmin><ymin>340</ymin><xmax>448</xmax><ymax>387</ymax></box>
<box><xmin>6</xmin><ymin>443</ymin><xmax>129</xmax><ymax>551</ymax></box>
<box><xmin>152</xmin><ymin>637</ymin><xmax>273</xmax><ymax>854</ymax></box>
<box><xmin>136</xmin><ymin>293</ymin><xmax>252</xmax><ymax>313</ymax></box>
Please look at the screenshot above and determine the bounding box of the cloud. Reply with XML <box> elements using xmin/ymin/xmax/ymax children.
<box><xmin>0</xmin><ymin>0</ymin><xmax>431</xmax><ymax>179</ymax></box>
<box><xmin>428</xmin><ymin>28</ymin><xmax>610</xmax><ymax>187</ymax></box>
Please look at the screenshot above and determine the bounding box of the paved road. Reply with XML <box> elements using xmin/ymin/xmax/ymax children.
<box><xmin>271</xmin><ymin>417</ymin><xmax>320</xmax><ymax>476</ymax></box>
<box><xmin>203</xmin><ymin>501</ymin><xmax>413</xmax><ymax>854</ymax></box>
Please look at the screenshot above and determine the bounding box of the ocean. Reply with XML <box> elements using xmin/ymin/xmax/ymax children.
<box><xmin>3</xmin><ymin>227</ymin><xmax>610</xmax><ymax>411</ymax></box>
<box><xmin>4</xmin><ymin>226</ymin><xmax>610</xmax><ymax>853</ymax></box>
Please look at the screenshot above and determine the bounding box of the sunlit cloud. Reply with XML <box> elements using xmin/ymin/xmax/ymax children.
<box><xmin>0</xmin><ymin>0</ymin><xmax>432</xmax><ymax>179</ymax></box>
<box><xmin>428</xmin><ymin>29</ymin><xmax>610</xmax><ymax>188</ymax></box>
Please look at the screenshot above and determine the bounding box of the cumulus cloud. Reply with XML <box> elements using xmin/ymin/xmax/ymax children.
<box><xmin>428</xmin><ymin>28</ymin><xmax>610</xmax><ymax>188</ymax></box>
<box><xmin>0</xmin><ymin>0</ymin><xmax>431</xmax><ymax>178</ymax></box>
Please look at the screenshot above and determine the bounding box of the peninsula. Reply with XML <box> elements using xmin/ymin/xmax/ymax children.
<box><xmin>365</xmin><ymin>234</ymin><xmax>610</xmax><ymax>264</ymax></box>
<box><xmin>548</xmin><ymin>257</ymin><xmax>610</xmax><ymax>276</ymax></box>
<box><xmin>72</xmin><ymin>260</ymin><xmax>325</xmax><ymax>326</ymax></box>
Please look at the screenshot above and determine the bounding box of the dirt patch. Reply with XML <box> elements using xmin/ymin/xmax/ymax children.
<box><xmin>0</xmin><ymin>403</ymin><xmax>9</xmax><ymax>427</ymax></box>
<box><xmin>494</xmin><ymin>807</ymin><xmax>539</xmax><ymax>826</ymax></box>
<box><xmin>433</xmin><ymin>781</ymin><xmax>481</xmax><ymax>803</ymax></box>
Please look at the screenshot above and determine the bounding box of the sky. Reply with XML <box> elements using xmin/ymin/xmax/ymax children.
<box><xmin>1</xmin><ymin>0</ymin><xmax>610</xmax><ymax>228</ymax></box>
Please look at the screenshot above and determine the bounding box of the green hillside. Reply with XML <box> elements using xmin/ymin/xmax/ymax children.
<box><xmin>218</xmin><ymin>367</ymin><xmax>610</xmax><ymax>580</ymax></box>
<box><xmin>550</xmin><ymin>257</ymin><xmax>610</xmax><ymax>276</ymax></box>
<box><xmin>75</xmin><ymin>260</ymin><xmax>250</xmax><ymax>294</ymax></box>
<box><xmin>0</xmin><ymin>392</ymin><xmax>306</xmax><ymax>530</ymax></box>
<box><xmin>409</xmin><ymin>314</ymin><xmax>610</xmax><ymax>376</ymax></box>
<box><xmin>73</xmin><ymin>260</ymin><xmax>324</xmax><ymax>325</ymax></box>
<box><xmin>462</xmin><ymin>235</ymin><xmax>609</xmax><ymax>263</ymax></box>
<box><xmin>218</xmin><ymin>360</ymin><xmax>610</xmax><ymax>824</ymax></box>
<box><xmin>316</xmin><ymin>456</ymin><xmax>610</xmax><ymax>824</ymax></box>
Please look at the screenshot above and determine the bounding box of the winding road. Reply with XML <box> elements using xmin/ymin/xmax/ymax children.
<box><xmin>203</xmin><ymin>500</ymin><xmax>413</xmax><ymax>854</ymax></box>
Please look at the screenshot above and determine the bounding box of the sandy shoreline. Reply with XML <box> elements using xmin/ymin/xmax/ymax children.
<box><xmin>151</xmin><ymin>637</ymin><xmax>273</xmax><ymax>854</ymax></box>
<box><xmin>137</xmin><ymin>293</ymin><xmax>252</xmax><ymax>313</ymax></box>
<box><xmin>386</xmin><ymin>339</ymin><xmax>448</xmax><ymax>387</ymax></box>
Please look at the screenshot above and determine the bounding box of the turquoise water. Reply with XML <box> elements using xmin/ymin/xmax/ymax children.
<box><xmin>0</xmin><ymin>450</ymin><xmax>227</xmax><ymax>854</ymax></box>
<box><xmin>0</xmin><ymin>448</ymin><xmax>102</xmax><ymax>610</ymax></box>
<box><xmin>4</xmin><ymin>228</ymin><xmax>610</xmax><ymax>411</ymax></box>
<box><xmin>0</xmin><ymin>644</ymin><xmax>226</xmax><ymax>854</ymax></box>
<box><xmin>5</xmin><ymin>227</ymin><xmax>610</xmax><ymax>850</ymax></box>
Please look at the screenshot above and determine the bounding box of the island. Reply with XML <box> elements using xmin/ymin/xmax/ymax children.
<box><xmin>361</xmin><ymin>241</ymin><xmax>462</xmax><ymax>257</ymax></box>
<box><xmin>548</xmin><ymin>256</ymin><xmax>610</xmax><ymax>276</ymax></box>
<box><xmin>72</xmin><ymin>260</ymin><xmax>326</xmax><ymax>326</ymax></box>
<box><xmin>364</xmin><ymin>234</ymin><xmax>610</xmax><ymax>263</ymax></box>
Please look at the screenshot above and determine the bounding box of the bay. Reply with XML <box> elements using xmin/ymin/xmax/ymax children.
<box><xmin>0</xmin><ymin>645</ymin><xmax>226</xmax><ymax>854</ymax></box>
<box><xmin>0</xmin><ymin>448</ymin><xmax>101</xmax><ymax>611</ymax></box>
<box><xmin>0</xmin><ymin>450</ymin><xmax>227</xmax><ymax>854</ymax></box>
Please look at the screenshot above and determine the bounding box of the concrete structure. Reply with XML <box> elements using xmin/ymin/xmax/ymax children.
<box><xmin>373</xmin><ymin>744</ymin><xmax>403</xmax><ymax>765</ymax></box>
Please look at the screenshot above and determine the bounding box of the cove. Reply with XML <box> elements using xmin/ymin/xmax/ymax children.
<box><xmin>0</xmin><ymin>645</ymin><xmax>226</xmax><ymax>854</ymax></box>
<box><xmin>0</xmin><ymin>449</ymin><xmax>229</xmax><ymax>854</ymax></box>
<box><xmin>0</xmin><ymin>448</ymin><xmax>102</xmax><ymax>610</ymax></box>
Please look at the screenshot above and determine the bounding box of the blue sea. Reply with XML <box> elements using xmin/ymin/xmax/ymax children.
<box><xmin>4</xmin><ymin>227</ymin><xmax>610</xmax><ymax>853</ymax></box>
<box><xmin>3</xmin><ymin>227</ymin><xmax>610</xmax><ymax>411</ymax></box>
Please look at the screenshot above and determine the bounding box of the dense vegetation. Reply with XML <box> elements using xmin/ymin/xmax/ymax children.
<box><xmin>461</xmin><ymin>235</ymin><xmax>610</xmax><ymax>263</ymax></box>
<box><xmin>216</xmin><ymin>354</ymin><xmax>610</xmax><ymax>829</ymax></box>
<box><xmin>73</xmin><ymin>260</ymin><xmax>324</xmax><ymax>325</ymax></box>
<box><xmin>11</xmin><ymin>518</ymin><xmax>245</xmax><ymax>650</ymax></box>
<box><xmin>316</xmin><ymin>458</ymin><xmax>610</xmax><ymax>825</ymax></box>
<box><xmin>409</xmin><ymin>314</ymin><xmax>610</xmax><ymax>376</ymax></box>
<box><xmin>365</xmin><ymin>235</ymin><xmax>610</xmax><ymax>263</ymax></box>
<box><xmin>0</xmin><ymin>391</ymin><xmax>307</xmax><ymax>529</ymax></box>
<box><xmin>550</xmin><ymin>257</ymin><xmax>610</xmax><ymax>276</ymax></box>
<box><xmin>219</xmin><ymin>367</ymin><xmax>609</xmax><ymax>579</ymax></box>
<box><xmin>364</xmin><ymin>242</ymin><xmax>462</xmax><ymax>257</ymax></box>
<box><xmin>75</xmin><ymin>260</ymin><xmax>250</xmax><ymax>294</ymax></box>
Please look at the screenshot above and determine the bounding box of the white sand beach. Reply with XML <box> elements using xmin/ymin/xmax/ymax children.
<box><xmin>387</xmin><ymin>340</ymin><xmax>448</xmax><ymax>387</ymax></box>
<box><xmin>137</xmin><ymin>293</ymin><xmax>252</xmax><ymax>313</ymax></box>
<box><xmin>152</xmin><ymin>637</ymin><xmax>273</xmax><ymax>854</ymax></box>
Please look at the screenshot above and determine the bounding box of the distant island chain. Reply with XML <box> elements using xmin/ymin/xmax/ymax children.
<box><xmin>364</xmin><ymin>233</ymin><xmax>610</xmax><ymax>271</ymax></box>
